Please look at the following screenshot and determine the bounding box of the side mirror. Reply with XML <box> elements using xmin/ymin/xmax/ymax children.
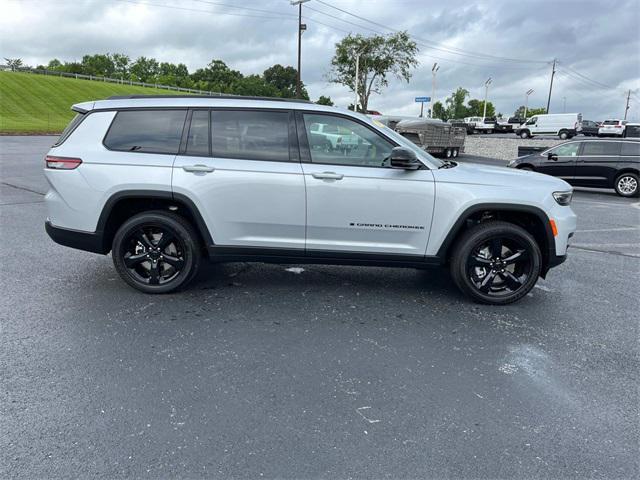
<box><xmin>390</xmin><ymin>147</ymin><xmax>421</xmax><ymax>170</ymax></box>
<box><xmin>548</xmin><ymin>153</ymin><xmax>558</xmax><ymax>161</ymax></box>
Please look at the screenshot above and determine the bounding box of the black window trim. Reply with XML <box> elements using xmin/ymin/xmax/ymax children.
<box><xmin>53</xmin><ymin>111</ymin><xmax>89</xmax><ymax>147</ymax></box>
<box><xmin>294</xmin><ymin>109</ymin><xmax>408</xmax><ymax>169</ymax></box>
<box><xmin>102</xmin><ymin>108</ymin><xmax>189</xmax><ymax>156</ymax></box>
<box><xmin>179</xmin><ymin>108</ymin><xmax>212</xmax><ymax>157</ymax></box>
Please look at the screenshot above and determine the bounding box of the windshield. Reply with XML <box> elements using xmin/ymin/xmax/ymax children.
<box><xmin>603</xmin><ymin>120</ymin><xmax>619</xmax><ymax>125</ymax></box>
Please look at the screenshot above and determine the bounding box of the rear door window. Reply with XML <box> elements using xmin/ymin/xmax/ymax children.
<box><xmin>104</xmin><ymin>109</ymin><xmax>187</xmax><ymax>154</ymax></box>
<box><xmin>185</xmin><ymin>110</ymin><xmax>210</xmax><ymax>156</ymax></box>
<box><xmin>211</xmin><ymin>110</ymin><xmax>291</xmax><ymax>162</ymax></box>
<box><xmin>581</xmin><ymin>142</ymin><xmax>621</xmax><ymax>156</ymax></box>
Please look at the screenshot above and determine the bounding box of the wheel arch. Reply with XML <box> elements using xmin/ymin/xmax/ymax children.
<box><xmin>436</xmin><ymin>203</ymin><xmax>556</xmax><ymax>276</ymax></box>
<box><xmin>97</xmin><ymin>190</ymin><xmax>213</xmax><ymax>254</ymax></box>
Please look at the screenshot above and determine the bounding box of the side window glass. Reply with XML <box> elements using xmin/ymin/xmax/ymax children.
<box><xmin>621</xmin><ymin>142</ymin><xmax>640</xmax><ymax>156</ymax></box>
<box><xmin>582</xmin><ymin>142</ymin><xmax>621</xmax><ymax>156</ymax></box>
<box><xmin>104</xmin><ymin>109</ymin><xmax>187</xmax><ymax>154</ymax></box>
<box><xmin>185</xmin><ymin>110</ymin><xmax>210</xmax><ymax>156</ymax></box>
<box><xmin>212</xmin><ymin>110</ymin><xmax>290</xmax><ymax>162</ymax></box>
<box><xmin>550</xmin><ymin>143</ymin><xmax>579</xmax><ymax>157</ymax></box>
<box><xmin>302</xmin><ymin>113</ymin><xmax>394</xmax><ymax>167</ymax></box>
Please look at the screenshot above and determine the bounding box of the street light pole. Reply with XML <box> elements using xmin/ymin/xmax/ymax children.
<box><xmin>524</xmin><ymin>89</ymin><xmax>534</xmax><ymax>120</ymax></box>
<box><xmin>482</xmin><ymin>77</ymin><xmax>492</xmax><ymax>119</ymax></box>
<box><xmin>291</xmin><ymin>0</ymin><xmax>309</xmax><ymax>99</ymax></box>
<box><xmin>431</xmin><ymin>63</ymin><xmax>439</xmax><ymax>118</ymax></box>
<box><xmin>353</xmin><ymin>52</ymin><xmax>360</xmax><ymax>112</ymax></box>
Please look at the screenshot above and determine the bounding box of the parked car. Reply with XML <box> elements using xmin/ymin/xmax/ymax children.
<box><xmin>515</xmin><ymin>113</ymin><xmax>582</xmax><ymax>140</ymax></box>
<box><xmin>44</xmin><ymin>95</ymin><xmax>576</xmax><ymax>304</ymax></box>
<box><xmin>309</xmin><ymin>121</ymin><xmax>361</xmax><ymax>153</ymax></box>
<box><xmin>598</xmin><ymin>119</ymin><xmax>627</xmax><ymax>137</ymax></box>
<box><xmin>624</xmin><ymin>123</ymin><xmax>640</xmax><ymax>138</ymax></box>
<box><xmin>580</xmin><ymin>120</ymin><xmax>599</xmax><ymax>136</ymax></box>
<box><xmin>464</xmin><ymin>116</ymin><xmax>496</xmax><ymax>134</ymax></box>
<box><xmin>494</xmin><ymin>118</ymin><xmax>514</xmax><ymax>133</ymax></box>
<box><xmin>394</xmin><ymin>118</ymin><xmax>466</xmax><ymax>158</ymax></box>
<box><xmin>508</xmin><ymin>138</ymin><xmax>640</xmax><ymax>197</ymax></box>
<box><xmin>448</xmin><ymin>118</ymin><xmax>475</xmax><ymax>134</ymax></box>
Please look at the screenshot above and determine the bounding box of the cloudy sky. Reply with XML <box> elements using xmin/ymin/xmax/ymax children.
<box><xmin>2</xmin><ymin>0</ymin><xmax>639</xmax><ymax>120</ymax></box>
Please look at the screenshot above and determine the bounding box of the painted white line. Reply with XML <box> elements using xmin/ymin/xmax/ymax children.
<box><xmin>356</xmin><ymin>406</ymin><xmax>380</xmax><ymax>424</ymax></box>
<box><xmin>572</xmin><ymin>243</ymin><xmax>640</xmax><ymax>248</ymax></box>
<box><xmin>573</xmin><ymin>199</ymin><xmax>635</xmax><ymax>208</ymax></box>
<box><xmin>576</xmin><ymin>227</ymin><xmax>640</xmax><ymax>233</ymax></box>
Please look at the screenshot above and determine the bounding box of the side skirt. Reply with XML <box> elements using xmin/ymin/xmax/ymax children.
<box><xmin>206</xmin><ymin>246</ymin><xmax>443</xmax><ymax>269</ymax></box>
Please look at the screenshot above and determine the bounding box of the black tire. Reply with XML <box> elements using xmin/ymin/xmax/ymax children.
<box><xmin>520</xmin><ymin>130</ymin><xmax>530</xmax><ymax>139</ymax></box>
<box><xmin>445</xmin><ymin>148</ymin><xmax>452</xmax><ymax>158</ymax></box>
<box><xmin>112</xmin><ymin>211</ymin><xmax>201</xmax><ymax>293</ymax></box>
<box><xmin>518</xmin><ymin>166</ymin><xmax>534</xmax><ymax>171</ymax></box>
<box><xmin>559</xmin><ymin>130</ymin><xmax>569</xmax><ymax>140</ymax></box>
<box><xmin>449</xmin><ymin>221</ymin><xmax>542</xmax><ymax>305</ymax></box>
<box><xmin>614</xmin><ymin>172</ymin><xmax>639</xmax><ymax>197</ymax></box>
<box><xmin>452</xmin><ymin>148</ymin><xmax>459</xmax><ymax>158</ymax></box>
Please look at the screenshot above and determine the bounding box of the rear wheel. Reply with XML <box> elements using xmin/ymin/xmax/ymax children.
<box><xmin>112</xmin><ymin>211</ymin><xmax>201</xmax><ymax>293</ymax></box>
<box><xmin>614</xmin><ymin>172</ymin><xmax>639</xmax><ymax>197</ymax></box>
<box><xmin>445</xmin><ymin>148</ymin><xmax>453</xmax><ymax>158</ymax></box>
<box><xmin>559</xmin><ymin>130</ymin><xmax>569</xmax><ymax>140</ymax></box>
<box><xmin>450</xmin><ymin>221</ymin><xmax>542</xmax><ymax>305</ymax></box>
<box><xmin>452</xmin><ymin>148</ymin><xmax>459</xmax><ymax>158</ymax></box>
<box><xmin>518</xmin><ymin>166</ymin><xmax>534</xmax><ymax>171</ymax></box>
<box><xmin>520</xmin><ymin>130</ymin><xmax>530</xmax><ymax>139</ymax></box>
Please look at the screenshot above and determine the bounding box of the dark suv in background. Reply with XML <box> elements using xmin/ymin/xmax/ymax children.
<box><xmin>508</xmin><ymin>139</ymin><xmax>640</xmax><ymax>197</ymax></box>
<box><xmin>580</xmin><ymin>120</ymin><xmax>599</xmax><ymax>136</ymax></box>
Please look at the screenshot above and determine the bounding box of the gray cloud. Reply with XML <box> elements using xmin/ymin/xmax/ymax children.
<box><xmin>1</xmin><ymin>0</ymin><xmax>638</xmax><ymax>120</ymax></box>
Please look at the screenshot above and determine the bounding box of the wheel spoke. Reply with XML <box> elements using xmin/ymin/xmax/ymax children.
<box><xmin>156</xmin><ymin>231</ymin><xmax>175</xmax><ymax>250</ymax></box>
<box><xmin>135</xmin><ymin>230</ymin><xmax>155</xmax><ymax>249</ymax></box>
<box><xmin>148</xmin><ymin>262</ymin><xmax>160</xmax><ymax>285</ymax></box>
<box><xmin>489</xmin><ymin>238</ymin><xmax>502</xmax><ymax>259</ymax></box>
<box><xmin>479</xmin><ymin>271</ymin><xmax>497</xmax><ymax>293</ymax></box>
<box><xmin>503</xmin><ymin>249</ymin><xmax>527</xmax><ymax>264</ymax></box>
<box><xmin>161</xmin><ymin>254</ymin><xmax>184</xmax><ymax>270</ymax></box>
<box><xmin>124</xmin><ymin>252</ymin><xmax>147</xmax><ymax>268</ymax></box>
<box><xmin>469</xmin><ymin>255</ymin><xmax>492</xmax><ymax>267</ymax></box>
<box><xmin>502</xmin><ymin>271</ymin><xmax>523</xmax><ymax>291</ymax></box>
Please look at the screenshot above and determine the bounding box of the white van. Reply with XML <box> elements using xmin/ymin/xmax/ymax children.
<box><xmin>515</xmin><ymin>113</ymin><xmax>582</xmax><ymax>139</ymax></box>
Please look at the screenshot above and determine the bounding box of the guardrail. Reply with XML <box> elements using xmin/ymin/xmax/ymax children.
<box><xmin>11</xmin><ymin>67</ymin><xmax>225</xmax><ymax>96</ymax></box>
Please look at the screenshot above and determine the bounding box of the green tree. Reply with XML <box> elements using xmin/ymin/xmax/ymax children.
<box><xmin>232</xmin><ymin>75</ymin><xmax>280</xmax><ymax>97</ymax></box>
<box><xmin>263</xmin><ymin>64</ymin><xmax>308</xmax><ymax>99</ymax></box>
<box><xmin>514</xmin><ymin>105</ymin><xmax>546</xmax><ymax>119</ymax></box>
<box><xmin>316</xmin><ymin>95</ymin><xmax>334</xmax><ymax>106</ymax></box>
<box><xmin>328</xmin><ymin>31</ymin><xmax>418</xmax><ymax>112</ymax></box>
<box><xmin>191</xmin><ymin>59</ymin><xmax>242</xmax><ymax>92</ymax></box>
<box><xmin>130</xmin><ymin>56</ymin><xmax>159</xmax><ymax>82</ymax></box>
<box><xmin>467</xmin><ymin>98</ymin><xmax>495</xmax><ymax>117</ymax></box>
<box><xmin>111</xmin><ymin>53</ymin><xmax>130</xmax><ymax>79</ymax></box>
<box><xmin>47</xmin><ymin>59</ymin><xmax>62</xmax><ymax>70</ymax></box>
<box><xmin>444</xmin><ymin>87</ymin><xmax>470</xmax><ymax>119</ymax></box>
<box><xmin>81</xmin><ymin>54</ymin><xmax>115</xmax><ymax>77</ymax></box>
<box><xmin>4</xmin><ymin>58</ymin><xmax>23</xmax><ymax>71</ymax></box>
<box><xmin>432</xmin><ymin>101</ymin><xmax>447</xmax><ymax>120</ymax></box>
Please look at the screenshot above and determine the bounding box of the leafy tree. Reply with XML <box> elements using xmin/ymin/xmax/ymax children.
<box><xmin>232</xmin><ymin>75</ymin><xmax>280</xmax><ymax>97</ymax></box>
<box><xmin>263</xmin><ymin>64</ymin><xmax>308</xmax><ymax>99</ymax></box>
<box><xmin>130</xmin><ymin>56</ymin><xmax>159</xmax><ymax>82</ymax></box>
<box><xmin>111</xmin><ymin>53</ymin><xmax>130</xmax><ymax>79</ymax></box>
<box><xmin>444</xmin><ymin>87</ymin><xmax>470</xmax><ymax>119</ymax></box>
<box><xmin>4</xmin><ymin>58</ymin><xmax>23</xmax><ymax>71</ymax></box>
<box><xmin>467</xmin><ymin>98</ymin><xmax>495</xmax><ymax>118</ymax></box>
<box><xmin>61</xmin><ymin>62</ymin><xmax>83</xmax><ymax>74</ymax></box>
<box><xmin>316</xmin><ymin>95</ymin><xmax>334</xmax><ymax>106</ymax></box>
<box><xmin>191</xmin><ymin>59</ymin><xmax>242</xmax><ymax>91</ymax></box>
<box><xmin>432</xmin><ymin>101</ymin><xmax>447</xmax><ymax>120</ymax></box>
<box><xmin>81</xmin><ymin>54</ymin><xmax>115</xmax><ymax>77</ymax></box>
<box><xmin>514</xmin><ymin>105</ymin><xmax>546</xmax><ymax>118</ymax></box>
<box><xmin>328</xmin><ymin>31</ymin><xmax>418</xmax><ymax>112</ymax></box>
<box><xmin>47</xmin><ymin>59</ymin><xmax>62</xmax><ymax>70</ymax></box>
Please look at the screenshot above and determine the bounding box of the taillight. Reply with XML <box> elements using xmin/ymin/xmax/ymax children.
<box><xmin>45</xmin><ymin>155</ymin><xmax>82</xmax><ymax>169</ymax></box>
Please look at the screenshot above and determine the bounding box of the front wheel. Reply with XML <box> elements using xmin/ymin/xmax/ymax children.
<box><xmin>614</xmin><ymin>173</ymin><xmax>639</xmax><ymax>197</ymax></box>
<box><xmin>449</xmin><ymin>221</ymin><xmax>542</xmax><ymax>305</ymax></box>
<box><xmin>520</xmin><ymin>130</ymin><xmax>530</xmax><ymax>139</ymax></box>
<box><xmin>559</xmin><ymin>130</ymin><xmax>569</xmax><ymax>140</ymax></box>
<box><xmin>452</xmin><ymin>148</ymin><xmax>459</xmax><ymax>158</ymax></box>
<box><xmin>445</xmin><ymin>148</ymin><xmax>453</xmax><ymax>158</ymax></box>
<box><xmin>112</xmin><ymin>211</ymin><xmax>201</xmax><ymax>293</ymax></box>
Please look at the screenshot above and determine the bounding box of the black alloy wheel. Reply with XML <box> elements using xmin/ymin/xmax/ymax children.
<box><xmin>450</xmin><ymin>221</ymin><xmax>542</xmax><ymax>304</ymax></box>
<box><xmin>112</xmin><ymin>211</ymin><xmax>201</xmax><ymax>293</ymax></box>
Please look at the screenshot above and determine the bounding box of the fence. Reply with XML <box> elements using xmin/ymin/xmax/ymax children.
<box><xmin>12</xmin><ymin>67</ymin><xmax>226</xmax><ymax>96</ymax></box>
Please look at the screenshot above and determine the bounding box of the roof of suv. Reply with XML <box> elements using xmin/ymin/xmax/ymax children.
<box><xmin>72</xmin><ymin>94</ymin><xmax>337</xmax><ymax>114</ymax></box>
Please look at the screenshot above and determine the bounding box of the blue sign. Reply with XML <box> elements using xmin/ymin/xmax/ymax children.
<box><xmin>415</xmin><ymin>96</ymin><xmax>431</xmax><ymax>102</ymax></box>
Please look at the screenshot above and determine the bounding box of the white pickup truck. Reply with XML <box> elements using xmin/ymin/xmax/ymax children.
<box><xmin>464</xmin><ymin>116</ymin><xmax>496</xmax><ymax>134</ymax></box>
<box><xmin>309</xmin><ymin>121</ymin><xmax>361</xmax><ymax>152</ymax></box>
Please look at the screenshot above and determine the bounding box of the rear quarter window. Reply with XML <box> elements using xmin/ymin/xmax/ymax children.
<box><xmin>54</xmin><ymin>113</ymin><xmax>85</xmax><ymax>146</ymax></box>
<box><xmin>620</xmin><ymin>142</ymin><xmax>640</xmax><ymax>156</ymax></box>
<box><xmin>104</xmin><ymin>109</ymin><xmax>187</xmax><ymax>154</ymax></box>
<box><xmin>582</xmin><ymin>141</ymin><xmax>621</xmax><ymax>156</ymax></box>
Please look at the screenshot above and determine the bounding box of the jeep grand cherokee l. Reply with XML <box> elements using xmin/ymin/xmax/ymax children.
<box><xmin>44</xmin><ymin>95</ymin><xmax>576</xmax><ymax>305</ymax></box>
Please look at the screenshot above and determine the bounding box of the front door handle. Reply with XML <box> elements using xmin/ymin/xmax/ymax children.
<box><xmin>183</xmin><ymin>164</ymin><xmax>215</xmax><ymax>173</ymax></box>
<box><xmin>312</xmin><ymin>172</ymin><xmax>344</xmax><ymax>180</ymax></box>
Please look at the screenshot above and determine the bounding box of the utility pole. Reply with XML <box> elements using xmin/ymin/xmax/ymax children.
<box><xmin>291</xmin><ymin>0</ymin><xmax>309</xmax><ymax>99</ymax></box>
<box><xmin>353</xmin><ymin>52</ymin><xmax>360</xmax><ymax>112</ymax></box>
<box><xmin>624</xmin><ymin>89</ymin><xmax>631</xmax><ymax>120</ymax></box>
<box><xmin>482</xmin><ymin>77</ymin><xmax>492</xmax><ymax>119</ymax></box>
<box><xmin>431</xmin><ymin>63</ymin><xmax>439</xmax><ymax>118</ymax></box>
<box><xmin>524</xmin><ymin>89</ymin><xmax>534</xmax><ymax>119</ymax></box>
<box><xmin>546</xmin><ymin>58</ymin><xmax>556</xmax><ymax>114</ymax></box>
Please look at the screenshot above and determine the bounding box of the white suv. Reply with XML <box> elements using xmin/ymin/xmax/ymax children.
<box><xmin>44</xmin><ymin>95</ymin><xmax>576</xmax><ymax>304</ymax></box>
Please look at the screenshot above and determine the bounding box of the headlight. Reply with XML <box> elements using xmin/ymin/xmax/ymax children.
<box><xmin>553</xmin><ymin>190</ymin><xmax>573</xmax><ymax>206</ymax></box>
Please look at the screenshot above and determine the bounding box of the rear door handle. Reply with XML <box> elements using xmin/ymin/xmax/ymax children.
<box><xmin>183</xmin><ymin>164</ymin><xmax>215</xmax><ymax>173</ymax></box>
<box><xmin>311</xmin><ymin>172</ymin><xmax>344</xmax><ymax>180</ymax></box>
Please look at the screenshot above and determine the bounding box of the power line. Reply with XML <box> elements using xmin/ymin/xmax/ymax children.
<box><xmin>556</xmin><ymin>62</ymin><xmax>615</xmax><ymax>90</ymax></box>
<box><xmin>315</xmin><ymin>0</ymin><xmax>549</xmax><ymax>64</ymax></box>
<box><xmin>112</xmin><ymin>0</ymin><xmax>296</xmax><ymax>20</ymax></box>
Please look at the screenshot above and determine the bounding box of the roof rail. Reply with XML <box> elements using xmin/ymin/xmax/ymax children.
<box><xmin>106</xmin><ymin>94</ymin><xmax>313</xmax><ymax>103</ymax></box>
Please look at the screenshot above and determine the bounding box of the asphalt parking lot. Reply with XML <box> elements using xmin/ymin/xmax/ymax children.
<box><xmin>1</xmin><ymin>136</ymin><xmax>639</xmax><ymax>479</ymax></box>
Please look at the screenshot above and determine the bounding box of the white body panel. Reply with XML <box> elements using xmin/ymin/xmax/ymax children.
<box><xmin>172</xmin><ymin>156</ymin><xmax>306</xmax><ymax>249</ymax></box>
<box><xmin>301</xmin><ymin>163</ymin><xmax>435</xmax><ymax>254</ymax></box>
<box><xmin>521</xmin><ymin>113</ymin><xmax>582</xmax><ymax>137</ymax></box>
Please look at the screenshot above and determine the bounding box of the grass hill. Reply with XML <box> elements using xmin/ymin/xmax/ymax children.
<box><xmin>0</xmin><ymin>71</ymin><xmax>190</xmax><ymax>134</ymax></box>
